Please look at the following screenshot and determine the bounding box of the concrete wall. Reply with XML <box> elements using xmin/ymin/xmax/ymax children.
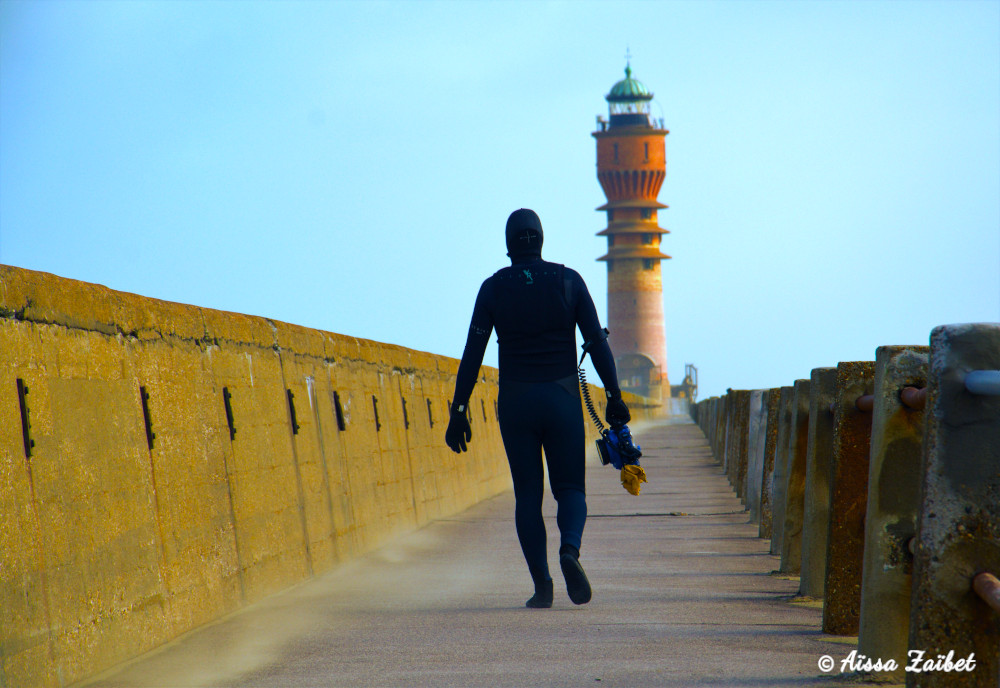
<box><xmin>0</xmin><ymin>265</ymin><xmax>658</xmax><ymax>688</ymax></box>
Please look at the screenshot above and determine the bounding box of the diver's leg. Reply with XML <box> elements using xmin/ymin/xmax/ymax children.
<box><xmin>541</xmin><ymin>378</ymin><xmax>588</xmax><ymax>552</ymax></box>
<box><xmin>541</xmin><ymin>378</ymin><xmax>591</xmax><ymax>604</ymax></box>
<box><xmin>498</xmin><ymin>382</ymin><xmax>552</xmax><ymax>607</ymax></box>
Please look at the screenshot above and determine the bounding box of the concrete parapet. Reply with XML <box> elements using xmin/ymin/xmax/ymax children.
<box><xmin>686</xmin><ymin>324</ymin><xmax>996</xmax><ymax>685</ymax></box>
<box><xmin>857</xmin><ymin>345</ymin><xmax>929</xmax><ymax>679</ymax></box>
<box><xmin>908</xmin><ymin>324</ymin><xmax>1000</xmax><ymax>688</ymax></box>
<box><xmin>0</xmin><ymin>266</ymin><xmax>655</xmax><ymax>688</ymax></box>
<box><xmin>799</xmin><ymin>367</ymin><xmax>837</xmax><ymax>598</ymax></box>
<box><xmin>759</xmin><ymin>387</ymin><xmax>783</xmax><ymax>540</ymax></box>
<box><xmin>822</xmin><ymin>360</ymin><xmax>875</xmax><ymax>635</ymax></box>
<box><xmin>780</xmin><ymin>379</ymin><xmax>811</xmax><ymax>574</ymax></box>
<box><xmin>746</xmin><ymin>390</ymin><xmax>769</xmax><ymax>525</ymax></box>
<box><xmin>769</xmin><ymin>386</ymin><xmax>795</xmax><ymax>556</ymax></box>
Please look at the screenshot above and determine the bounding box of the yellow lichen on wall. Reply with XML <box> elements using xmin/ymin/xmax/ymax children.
<box><xmin>0</xmin><ymin>265</ymin><xmax>658</xmax><ymax>688</ymax></box>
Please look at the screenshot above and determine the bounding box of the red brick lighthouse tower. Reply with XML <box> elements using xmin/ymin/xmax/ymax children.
<box><xmin>593</xmin><ymin>62</ymin><xmax>671</xmax><ymax>400</ymax></box>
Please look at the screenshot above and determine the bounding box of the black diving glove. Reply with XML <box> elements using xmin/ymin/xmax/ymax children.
<box><xmin>445</xmin><ymin>404</ymin><xmax>472</xmax><ymax>453</ymax></box>
<box><xmin>605</xmin><ymin>389</ymin><xmax>631</xmax><ymax>427</ymax></box>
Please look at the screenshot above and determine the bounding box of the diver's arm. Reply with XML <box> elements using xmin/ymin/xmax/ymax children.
<box><xmin>572</xmin><ymin>273</ymin><xmax>631</xmax><ymax>426</ymax></box>
<box><xmin>446</xmin><ymin>281</ymin><xmax>493</xmax><ymax>453</ymax></box>
<box><xmin>451</xmin><ymin>280</ymin><xmax>494</xmax><ymax>413</ymax></box>
<box><xmin>571</xmin><ymin>273</ymin><xmax>620</xmax><ymax>393</ymax></box>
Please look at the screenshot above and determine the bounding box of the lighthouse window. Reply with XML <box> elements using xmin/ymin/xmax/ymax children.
<box><xmin>641</xmin><ymin>233</ymin><xmax>652</xmax><ymax>244</ymax></box>
<box><xmin>607</xmin><ymin>209</ymin><xmax>615</xmax><ymax>222</ymax></box>
<box><xmin>643</xmin><ymin>259</ymin><xmax>655</xmax><ymax>270</ymax></box>
<box><xmin>608</xmin><ymin>235</ymin><xmax>615</xmax><ymax>246</ymax></box>
<box><xmin>644</xmin><ymin>143</ymin><xmax>649</xmax><ymax>161</ymax></box>
<box><xmin>607</xmin><ymin>260</ymin><xmax>614</xmax><ymax>272</ymax></box>
<box><xmin>613</xmin><ymin>143</ymin><xmax>619</xmax><ymax>162</ymax></box>
<box><xmin>640</xmin><ymin>209</ymin><xmax>652</xmax><ymax>220</ymax></box>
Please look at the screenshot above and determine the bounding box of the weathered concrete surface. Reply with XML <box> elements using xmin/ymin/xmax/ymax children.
<box><xmin>799</xmin><ymin>367</ymin><xmax>837</xmax><ymax>599</ymax></box>
<box><xmin>759</xmin><ymin>387</ymin><xmax>783</xmax><ymax>541</ymax></box>
<box><xmin>770</xmin><ymin>385</ymin><xmax>795</xmax><ymax>555</ymax></box>
<box><xmin>0</xmin><ymin>264</ymin><xmax>661</xmax><ymax>687</ymax></box>
<box><xmin>822</xmin><ymin>361</ymin><xmax>875</xmax><ymax>635</ymax></box>
<box><xmin>78</xmin><ymin>419</ymin><xmax>873</xmax><ymax>688</ymax></box>
<box><xmin>856</xmin><ymin>346</ymin><xmax>928</xmax><ymax>679</ymax></box>
<box><xmin>746</xmin><ymin>389</ymin><xmax>769</xmax><ymax>525</ymax></box>
<box><xmin>722</xmin><ymin>391</ymin><xmax>735</xmax><ymax>475</ymax></box>
<box><xmin>723</xmin><ymin>389</ymin><xmax>750</xmax><ymax>500</ymax></box>
<box><xmin>780</xmin><ymin>379</ymin><xmax>811</xmax><ymax>574</ymax></box>
<box><xmin>734</xmin><ymin>390</ymin><xmax>752</xmax><ymax>504</ymax></box>
<box><xmin>908</xmin><ymin>324</ymin><xmax>1000</xmax><ymax>688</ymax></box>
<box><xmin>714</xmin><ymin>395</ymin><xmax>727</xmax><ymax>462</ymax></box>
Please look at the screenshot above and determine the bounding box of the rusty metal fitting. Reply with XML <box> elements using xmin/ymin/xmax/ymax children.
<box><xmin>855</xmin><ymin>394</ymin><xmax>874</xmax><ymax>412</ymax></box>
<box><xmin>965</xmin><ymin>370</ymin><xmax>1000</xmax><ymax>396</ymax></box>
<box><xmin>900</xmin><ymin>386</ymin><xmax>927</xmax><ymax>410</ymax></box>
<box><xmin>972</xmin><ymin>572</ymin><xmax>1000</xmax><ymax>616</ymax></box>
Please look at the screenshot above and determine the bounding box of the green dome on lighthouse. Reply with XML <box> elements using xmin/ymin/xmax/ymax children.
<box><xmin>606</xmin><ymin>64</ymin><xmax>654</xmax><ymax>103</ymax></box>
<box><xmin>604</xmin><ymin>61</ymin><xmax>655</xmax><ymax>123</ymax></box>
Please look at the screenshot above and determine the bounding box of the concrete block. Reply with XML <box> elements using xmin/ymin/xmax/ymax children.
<box><xmin>799</xmin><ymin>367</ymin><xmax>837</xmax><ymax>598</ymax></box>
<box><xmin>759</xmin><ymin>388</ymin><xmax>783</xmax><ymax>540</ymax></box>
<box><xmin>780</xmin><ymin>379</ymin><xmax>811</xmax><ymax>574</ymax></box>
<box><xmin>735</xmin><ymin>390</ymin><xmax>751</xmax><ymax>501</ymax></box>
<box><xmin>705</xmin><ymin>397</ymin><xmax>718</xmax><ymax>449</ymax></box>
<box><xmin>722</xmin><ymin>391</ymin><xmax>735</xmax><ymax>475</ymax></box>
<box><xmin>908</xmin><ymin>324</ymin><xmax>1000</xmax><ymax>688</ymax></box>
<box><xmin>822</xmin><ymin>360</ymin><xmax>875</xmax><ymax>635</ymax></box>
<box><xmin>710</xmin><ymin>397</ymin><xmax>720</xmax><ymax>451</ymax></box>
<box><xmin>724</xmin><ymin>390</ymin><xmax>750</xmax><ymax>501</ymax></box>
<box><xmin>746</xmin><ymin>390</ymin><xmax>769</xmax><ymax>525</ymax></box>
<box><xmin>769</xmin><ymin>386</ymin><xmax>795</xmax><ymax>555</ymax></box>
<box><xmin>857</xmin><ymin>345</ymin><xmax>929</xmax><ymax>680</ymax></box>
<box><xmin>715</xmin><ymin>395</ymin><xmax>728</xmax><ymax>465</ymax></box>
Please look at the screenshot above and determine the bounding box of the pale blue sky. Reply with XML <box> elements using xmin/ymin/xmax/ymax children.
<box><xmin>2</xmin><ymin>0</ymin><xmax>998</xmax><ymax>400</ymax></box>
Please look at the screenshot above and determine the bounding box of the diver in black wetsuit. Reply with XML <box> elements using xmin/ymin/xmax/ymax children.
<box><xmin>445</xmin><ymin>208</ymin><xmax>631</xmax><ymax>608</ymax></box>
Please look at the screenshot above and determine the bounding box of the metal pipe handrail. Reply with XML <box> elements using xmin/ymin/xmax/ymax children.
<box><xmin>965</xmin><ymin>370</ymin><xmax>1000</xmax><ymax>396</ymax></box>
<box><xmin>900</xmin><ymin>386</ymin><xmax>927</xmax><ymax>410</ymax></box>
<box><xmin>972</xmin><ymin>572</ymin><xmax>1000</xmax><ymax>615</ymax></box>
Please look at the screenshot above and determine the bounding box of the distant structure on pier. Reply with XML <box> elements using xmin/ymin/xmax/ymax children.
<box><xmin>594</xmin><ymin>61</ymin><xmax>695</xmax><ymax>402</ymax></box>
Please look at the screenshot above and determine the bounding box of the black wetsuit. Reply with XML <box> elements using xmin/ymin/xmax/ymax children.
<box><xmin>452</xmin><ymin>256</ymin><xmax>620</xmax><ymax>586</ymax></box>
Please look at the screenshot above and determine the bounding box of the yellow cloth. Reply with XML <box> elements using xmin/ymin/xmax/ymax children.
<box><xmin>620</xmin><ymin>464</ymin><xmax>648</xmax><ymax>496</ymax></box>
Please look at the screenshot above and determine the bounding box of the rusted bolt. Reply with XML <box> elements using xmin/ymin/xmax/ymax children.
<box><xmin>855</xmin><ymin>394</ymin><xmax>874</xmax><ymax>412</ymax></box>
<box><xmin>900</xmin><ymin>386</ymin><xmax>926</xmax><ymax>410</ymax></box>
<box><xmin>972</xmin><ymin>572</ymin><xmax>1000</xmax><ymax>616</ymax></box>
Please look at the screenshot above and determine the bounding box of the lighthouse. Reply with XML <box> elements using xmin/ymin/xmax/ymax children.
<box><xmin>593</xmin><ymin>62</ymin><xmax>670</xmax><ymax>400</ymax></box>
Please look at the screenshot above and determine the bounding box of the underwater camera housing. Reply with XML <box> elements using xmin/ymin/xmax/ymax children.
<box><xmin>595</xmin><ymin>424</ymin><xmax>642</xmax><ymax>470</ymax></box>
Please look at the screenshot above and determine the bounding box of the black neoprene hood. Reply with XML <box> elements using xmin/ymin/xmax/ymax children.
<box><xmin>505</xmin><ymin>208</ymin><xmax>544</xmax><ymax>258</ymax></box>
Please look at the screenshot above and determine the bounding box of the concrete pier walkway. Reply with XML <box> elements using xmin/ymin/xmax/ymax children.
<box><xmin>81</xmin><ymin>418</ymin><xmax>865</xmax><ymax>688</ymax></box>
